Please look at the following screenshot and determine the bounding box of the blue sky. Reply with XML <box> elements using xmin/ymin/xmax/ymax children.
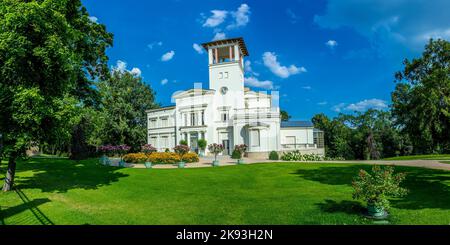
<box><xmin>82</xmin><ymin>0</ymin><xmax>450</xmax><ymax>121</ymax></box>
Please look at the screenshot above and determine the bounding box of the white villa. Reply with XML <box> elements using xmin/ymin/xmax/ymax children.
<box><xmin>146</xmin><ymin>37</ymin><xmax>324</xmax><ymax>159</ymax></box>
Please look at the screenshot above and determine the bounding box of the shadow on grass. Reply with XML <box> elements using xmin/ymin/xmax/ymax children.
<box><xmin>12</xmin><ymin>157</ymin><xmax>129</xmax><ymax>193</ymax></box>
<box><xmin>315</xmin><ymin>199</ymin><xmax>364</xmax><ymax>215</ymax></box>
<box><xmin>293</xmin><ymin>164</ymin><xmax>450</xmax><ymax>211</ymax></box>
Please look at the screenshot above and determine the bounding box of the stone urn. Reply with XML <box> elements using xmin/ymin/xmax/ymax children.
<box><xmin>178</xmin><ymin>161</ymin><xmax>185</xmax><ymax>168</ymax></box>
<box><xmin>237</xmin><ymin>159</ymin><xmax>245</xmax><ymax>164</ymax></box>
<box><xmin>144</xmin><ymin>162</ymin><xmax>152</xmax><ymax>169</ymax></box>
<box><xmin>212</xmin><ymin>160</ymin><xmax>220</xmax><ymax>166</ymax></box>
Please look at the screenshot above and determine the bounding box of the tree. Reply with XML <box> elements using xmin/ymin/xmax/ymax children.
<box><xmin>392</xmin><ymin>39</ymin><xmax>450</xmax><ymax>154</ymax></box>
<box><xmin>280</xmin><ymin>110</ymin><xmax>291</xmax><ymax>122</ymax></box>
<box><xmin>99</xmin><ymin>70</ymin><xmax>159</xmax><ymax>152</ymax></box>
<box><xmin>0</xmin><ymin>0</ymin><xmax>113</xmax><ymax>191</ymax></box>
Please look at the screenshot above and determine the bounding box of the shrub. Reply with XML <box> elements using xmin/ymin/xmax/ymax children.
<box><xmin>269</xmin><ymin>151</ymin><xmax>279</xmax><ymax>160</ymax></box>
<box><xmin>179</xmin><ymin>140</ymin><xmax>188</xmax><ymax>146</ymax></box>
<box><xmin>352</xmin><ymin>166</ymin><xmax>408</xmax><ymax>211</ymax></box>
<box><xmin>231</xmin><ymin>149</ymin><xmax>241</xmax><ymax>159</ymax></box>
<box><xmin>123</xmin><ymin>153</ymin><xmax>148</xmax><ymax>163</ymax></box>
<box><xmin>141</xmin><ymin>144</ymin><xmax>157</xmax><ymax>154</ymax></box>
<box><xmin>281</xmin><ymin>151</ymin><xmax>324</xmax><ymax>161</ymax></box>
<box><xmin>234</xmin><ymin>144</ymin><xmax>247</xmax><ymax>159</ymax></box>
<box><xmin>147</xmin><ymin>152</ymin><xmax>179</xmax><ymax>164</ymax></box>
<box><xmin>182</xmin><ymin>152</ymin><xmax>199</xmax><ymax>163</ymax></box>
<box><xmin>165</xmin><ymin>148</ymin><xmax>170</xmax><ymax>153</ymax></box>
<box><xmin>198</xmin><ymin>139</ymin><xmax>207</xmax><ymax>150</ymax></box>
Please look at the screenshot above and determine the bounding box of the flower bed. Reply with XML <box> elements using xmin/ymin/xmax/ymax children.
<box><xmin>123</xmin><ymin>152</ymin><xmax>200</xmax><ymax>165</ymax></box>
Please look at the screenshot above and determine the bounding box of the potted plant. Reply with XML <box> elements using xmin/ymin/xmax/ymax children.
<box><xmin>142</xmin><ymin>144</ymin><xmax>156</xmax><ymax>168</ymax></box>
<box><xmin>116</xmin><ymin>145</ymin><xmax>131</xmax><ymax>167</ymax></box>
<box><xmin>197</xmin><ymin>139</ymin><xmax>207</xmax><ymax>157</ymax></box>
<box><xmin>234</xmin><ymin>144</ymin><xmax>247</xmax><ymax>164</ymax></box>
<box><xmin>99</xmin><ymin>144</ymin><xmax>114</xmax><ymax>166</ymax></box>
<box><xmin>352</xmin><ymin>166</ymin><xmax>408</xmax><ymax>219</ymax></box>
<box><xmin>173</xmin><ymin>144</ymin><xmax>190</xmax><ymax>168</ymax></box>
<box><xmin>207</xmin><ymin>143</ymin><xmax>224</xmax><ymax>166</ymax></box>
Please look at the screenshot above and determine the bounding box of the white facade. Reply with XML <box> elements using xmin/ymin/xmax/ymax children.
<box><xmin>147</xmin><ymin>38</ymin><xmax>324</xmax><ymax>159</ymax></box>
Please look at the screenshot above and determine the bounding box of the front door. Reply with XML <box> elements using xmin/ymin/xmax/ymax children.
<box><xmin>222</xmin><ymin>140</ymin><xmax>230</xmax><ymax>155</ymax></box>
<box><xmin>190</xmin><ymin>133</ymin><xmax>199</xmax><ymax>153</ymax></box>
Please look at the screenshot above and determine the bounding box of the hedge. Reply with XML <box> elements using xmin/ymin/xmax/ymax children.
<box><xmin>123</xmin><ymin>152</ymin><xmax>200</xmax><ymax>164</ymax></box>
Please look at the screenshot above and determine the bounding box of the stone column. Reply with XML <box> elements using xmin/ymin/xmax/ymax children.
<box><xmin>208</xmin><ymin>48</ymin><xmax>213</xmax><ymax>65</ymax></box>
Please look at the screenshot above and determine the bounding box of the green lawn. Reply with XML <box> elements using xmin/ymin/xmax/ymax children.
<box><xmin>383</xmin><ymin>154</ymin><xmax>450</xmax><ymax>160</ymax></box>
<box><xmin>0</xmin><ymin>157</ymin><xmax>449</xmax><ymax>225</ymax></box>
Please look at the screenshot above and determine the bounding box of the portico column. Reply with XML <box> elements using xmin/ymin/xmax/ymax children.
<box><xmin>187</xmin><ymin>132</ymin><xmax>191</xmax><ymax>147</ymax></box>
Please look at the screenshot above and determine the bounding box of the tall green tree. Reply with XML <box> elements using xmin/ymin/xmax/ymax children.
<box><xmin>99</xmin><ymin>70</ymin><xmax>159</xmax><ymax>151</ymax></box>
<box><xmin>280</xmin><ymin>110</ymin><xmax>291</xmax><ymax>122</ymax></box>
<box><xmin>0</xmin><ymin>0</ymin><xmax>113</xmax><ymax>191</ymax></box>
<box><xmin>392</xmin><ymin>39</ymin><xmax>450</xmax><ymax>154</ymax></box>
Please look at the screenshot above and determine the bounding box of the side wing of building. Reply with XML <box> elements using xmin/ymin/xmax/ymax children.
<box><xmin>146</xmin><ymin>106</ymin><xmax>177</xmax><ymax>152</ymax></box>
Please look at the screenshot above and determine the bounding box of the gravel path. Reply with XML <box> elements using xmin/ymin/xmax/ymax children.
<box><xmin>108</xmin><ymin>156</ymin><xmax>450</xmax><ymax>171</ymax></box>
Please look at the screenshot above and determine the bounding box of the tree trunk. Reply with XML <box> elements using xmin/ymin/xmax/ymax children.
<box><xmin>2</xmin><ymin>154</ymin><xmax>17</xmax><ymax>192</ymax></box>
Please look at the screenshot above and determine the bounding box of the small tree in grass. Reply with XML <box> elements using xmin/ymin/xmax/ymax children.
<box><xmin>352</xmin><ymin>166</ymin><xmax>408</xmax><ymax>218</ymax></box>
<box><xmin>208</xmin><ymin>143</ymin><xmax>224</xmax><ymax>165</ymax></box>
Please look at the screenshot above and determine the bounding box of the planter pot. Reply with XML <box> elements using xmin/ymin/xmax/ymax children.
<box><xmin>144</xmin><ymin>162</ymin><xmax>152</xmax><ymax>169</ymax></box>
<box><xmin>212</xmin><ymin>160</ymin><xmax>220</xmax><ymax>166</ymax></box>
<box><xmin>178</xmin><ymin>162</ymin><xmax>185</xmax><ymax>168</ymax></box>
<box><xmin>99</xmin><ymin>155</ymin><xmax>108</xmax><ymax>165</ymax></box>
<box><xmin>104</xmin><ymin>157</ymin><xmax>111</xmax><ymax>166</ymax></box>
<box><xmin>237</xmin><ymin>159</ymin><xmax>244</xmax><ymax>164</ymax></box>
<box><xmin>366</xmin><ymin>203</ymin><xmax>388</xmax><ymax>219</ymax></box>
<box><xmin>118</xmin><ymin>159</ymin><xmax>126</xmax><ymax>167</ymax></box>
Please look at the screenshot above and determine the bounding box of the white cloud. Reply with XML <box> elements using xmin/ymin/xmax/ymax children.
<box><xmin>325</xmin><ymin>40</ymin><xmax>338</xmax><ymax>48</ymax></box>
<box><xmin>202</xmin><ymin>10</ymin><xmax>228</xmax><ymax>28</ymax></box>
<box><xmin>346</xmin><ymin>99</ymin><xmax>388</xmax><ymax>112</ymax></box>
<box><xmin>262</xmin><ymin>52</ymin><xmax>306</xmax><ymax>78</ymax></box>
<box><xmin>302</xmin><ymin>86</ymin><xmax>312</xmax><ymax>90</ymax></box>
<box><xmin>112</xmin><ymin>60</ymin><xmax>142</xmax><ymax>77</ymax></box>
<box><xmin>213</xmin><ymin>32</ymin><xmax>226</xmax><ymax>41</ymax></box>
<box><xmin>244</xmin><ymin>60</ymin><xmax>259</xmax><ymax>76</ymax></box>
<box><xmin>333</xmin><ymin>99</ymin><xmax>388</xmax><ymax>112</ymax></box>
<box><xmin>227</xmin><ymin>4</ymin><xmax>251</xmax><ymax>30</ymax></box>
<box><xmin>161</xmin><ymin>78</ymin><xmax>168</xmax><ymax>85</ymax></box>
<box><xmin>318</xmin><ymin>101</ymin><xmax>328</xmax><ymax>106</ymax></box>
<box><xmin>244</xmin><ymin>77</ymin><xmax>274</xmax><ymax>90</ymax></box>
<box><xmin>130</xmin><ymin>68</ymin><xmax>141</xmax><ymax>77</ymax></box>
<box><xmin>147</xmin><ymin>41</ymin><xmax>163</xmax><ymax>50</ymax></box>
<box><xmin>193</xmin><ymin>43</ymin><xmax>204</xmax><ymax>54</ymax></box>
<box><xmin>88</xmin><ymin>16</ymin><xmax>98</xmax><ymax>23</ymax></box>
<box><xmin>332</xmin><ymin>103</ymin><xmax>347</xmax><ymax>112</ymax></box>
<box><xmin>286</xmin><ymin>9</ymin><xmax>299</xmax><ymax>24</ymax></box>
<box><xmin>161</xmin><ymin>51</ymin><xmax>175</xmax><ymax>62</ymax></box>
<box><xmin>114</xmin><ymin>60</ymin><xmax>127</xmax><ymax>73</ymax></box>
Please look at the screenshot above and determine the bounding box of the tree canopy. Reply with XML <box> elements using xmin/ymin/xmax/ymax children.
<box><xmin>0</xmin><ymin>0</ymin><xmax>113</xmax><ymax>190</ymax></box>
<box><xmin>391</xmin><ymin>39</ymin><xmax>450</xmax><ymax>154</ymax></box>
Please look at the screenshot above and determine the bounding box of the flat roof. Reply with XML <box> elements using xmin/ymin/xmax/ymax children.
<box><xmin>145</xmin><ymin>105</ymin><xmax>175</xmax><ymax>113</ymax></box>
<box><xmin>281</xmin><ymin>121</ymin><xmax>314</xmax><ymax>128</ymax></box>
<box><xmin>201</xmin><ymin>37</ymin><xmax>249</xmax><ymax>57</ymax></box>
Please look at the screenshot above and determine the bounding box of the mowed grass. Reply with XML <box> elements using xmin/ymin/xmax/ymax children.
<box><xmin>384</xmin><ymin>154</ymin><xmax>450</xmax><ymax>160</ymax></box>
<box><xmin>0</xmin><ymin>157</ymin><xmax>449</xmax><ymax>225</ymax></box>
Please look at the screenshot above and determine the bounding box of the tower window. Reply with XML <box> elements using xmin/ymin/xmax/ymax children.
<box><xmin>218</xmin><ymin>72</ymin><xmax>223</xmax><ymax>79</ymax></box>
<box><xmin>224</xmin><ymin>72</ymin><xmax>229</xmax><ymax>79</ymax></box>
